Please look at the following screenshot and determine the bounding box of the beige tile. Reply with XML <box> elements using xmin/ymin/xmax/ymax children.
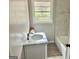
<box><xmin>47</xmin><ymin>43</ymin><xmax>62</xmax><ymax>57</ymax></box>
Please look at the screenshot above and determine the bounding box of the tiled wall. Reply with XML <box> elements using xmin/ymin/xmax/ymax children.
<box><xmin>55</xmin><ymin>0</ymin><xmax>70</xmax><ymax>36</ymax></box>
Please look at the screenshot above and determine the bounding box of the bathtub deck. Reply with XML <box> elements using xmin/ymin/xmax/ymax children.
<box><xmin>55</xmin><ymin>36</ymin><xmax>68</xmax><ymax>59</ymax></box>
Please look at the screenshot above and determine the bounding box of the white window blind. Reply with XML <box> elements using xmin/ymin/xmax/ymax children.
<box><xmin>32</xmin><ymin>0</ymin><xmax>53</xmax><ymax>23</ymax></box>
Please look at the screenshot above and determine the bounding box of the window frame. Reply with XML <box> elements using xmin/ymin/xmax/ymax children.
<box><xmin>31</xmin><ymin>0</ymin><xmax>53</xmax><ymax>24</ymax></box>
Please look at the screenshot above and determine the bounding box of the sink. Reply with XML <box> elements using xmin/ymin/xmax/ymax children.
<box><xmin>30</xmin><ymin>32</ymin><xmax>47</xmax><ymax>41</ymax></box>
<box><xmin>31</xmin><ymin>34</ymin><xmax>43</xmax><ymax>40</ymax></box>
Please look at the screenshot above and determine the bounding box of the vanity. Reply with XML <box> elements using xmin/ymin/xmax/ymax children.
<box><xmin>10</xmin><ymin>32</ymin><xmax>48</xmax><ymax>59</ymax></box>
<box><xmin>24</xmin><ymin>44</ymin><xmax>47</xmax><ymax>59</ymax></box>
<box><xmin>23</xmin><ymin>32</ymin><xmax>47</xmax><ymax>59</ymax></box>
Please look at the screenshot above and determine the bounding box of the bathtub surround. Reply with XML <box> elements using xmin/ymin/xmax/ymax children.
<box><xmin>55</xmin><ymin>36</ymin><xmax>69</xmax><ymax>47</ymax></box>
<box><xmin>55</xmin><ymin>36</ymin><xmax>69</xmax><ymax>59</ymax></box>
<box><xmin>54</xmin><ymin>0</ymin><xmax>70</xmax><ymax>59</ymax></box>
<box><xmin>55</xmin><ymin>0</ymin><xmax>70</xmax><ymax>36</ymax></box>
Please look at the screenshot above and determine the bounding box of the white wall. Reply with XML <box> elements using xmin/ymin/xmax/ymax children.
<box><xmin>9</xmin><ymin>0</ymin><xmax>29</xmax><ymax>33</ymax></box>
<box><xmin>33</xmin><ymin>23</ymin><xmax>54</xmax><ymax>42</ymax></box>
<box><xmin>9</xmin><ymin>0</ymin><xmax>29</xmax><ymax>58</ymax></box>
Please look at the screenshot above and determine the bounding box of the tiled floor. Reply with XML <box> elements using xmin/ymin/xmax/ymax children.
<box><xmin>9</xmin><ymin>56</ymin><xmax>17</xmax><ymax>59</ymax></box>
<box><xmin>47</xmin><ymin>56</ymin><xmax>63</xmax><ymax>59</ymax></box>
<box><xmin>47</xmin><ymin>43</ymin><xmax>63</xmax><ymax>59</ymax></box>
<box><xmin>47</xmin><ymin>43</ymin><xmax>62</xmax><ymax>57</ymax></box>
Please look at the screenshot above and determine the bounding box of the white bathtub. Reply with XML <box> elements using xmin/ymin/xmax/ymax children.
<box><xmin>55</xmin><ymin>36</ymin><xmax>69</xmax><ymax>59</ymax></box>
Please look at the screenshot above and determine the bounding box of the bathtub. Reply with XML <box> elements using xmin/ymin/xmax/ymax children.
<box><xmin>55</xmin><ymin>36</ymin><xmax>69</xmax><ymax>59</ymax></box>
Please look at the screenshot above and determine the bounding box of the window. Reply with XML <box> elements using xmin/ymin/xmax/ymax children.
<box><xmin>31</xmin><ymin>0</ymin><xmax>53</xmax><ymax>23</ymax></box>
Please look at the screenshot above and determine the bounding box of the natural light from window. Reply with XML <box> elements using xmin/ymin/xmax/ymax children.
<box><xmin>32</xmin><ymin>0</ymin><xmax>53</xmax><ymax>23</ymax></box>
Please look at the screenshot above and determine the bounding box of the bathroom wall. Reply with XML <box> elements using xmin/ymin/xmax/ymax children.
<box><xmin>9</xmin><ymin>0</ymin><xmax>29</xmax><ymax>33</ymax></box>
<box><xmin>9</xmin><ymin>0</ymin><xmax>29</xmax><ymax>57</ymax></box>
<box><xmin>55</xmin><ymin>0</ymin><xmax>70</xmax><ymax>36</ymax></box>
<box><xmin>33</xmin><ymin>23</ymin><xmax>54</xmax><ymax>42</ymax></box>
<box><xmin>29</xmin><ymin>0</ymin><xmax>55</xmax><ymax>42</ymax></box>
<box><xmin>31</xmin><ymin>0</ymin><xmax>70</xmax><ymax>42</ymax></box>
<box><xmin>28</xmin><ymin>0</ymin><xmax>70</xmax><ymax>42</ymax></box>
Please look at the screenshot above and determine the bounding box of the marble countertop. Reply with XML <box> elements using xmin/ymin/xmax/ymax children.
<box><xmin>10</xmin><ymin>32</ymin><xmax>48</xmax><ymax>47</ymax></box>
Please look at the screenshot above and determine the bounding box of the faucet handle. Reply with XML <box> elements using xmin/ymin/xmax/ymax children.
<box><xmin>27</xmin><ymin>33</ymin><xmax>29</xmax><ymax>40</ymax></box>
